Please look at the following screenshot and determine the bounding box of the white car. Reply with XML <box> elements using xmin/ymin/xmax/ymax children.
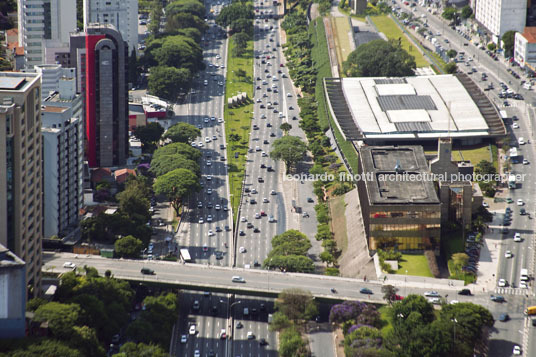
<box><xmin>208</xmin><ymin>230</ymin><xmax>214</xmax><ymax>237</ymax></box>
<box><xmin>206</xmin><ymin>175</ymin><xmax>212</xmax><ymax>181</ymax></box>
<box><xmin>198</xmin><ymin>217</ymin><xmax>204</xmax><ymax>224</ymax></box>
<box><xmin>427</xmin><ymin>297</ymin><xmax>441</xmax><ymax>304</ymax></box>
<box><xmin>498</xmin><ymin>278</ymin><xmax>507</xmax><ymax>287</ymax></box>
<box><xmin>239</xmin><ymin>246</ymin><xmax>247</xmax><ymax>253</ymax></box>
<box><xmin>482</xmin><ymin>202</ymin><xmax>489</xmax><ymax>208</ymax></box>
<box><xmin>207</xmin><ymin>215</ymin><xmax>213</xmax><ymax>222</ymax></box>
<box><xmin>263</xmin><ymin>197</ymin><xmax>269</xmax><ymax>203</ymax></box>
<box><xmin>189</xmin><ymin>325</ymin><xmax>197</xmax><ymax>335</ymax></box>
<box><xmin>206</xmin><ymin>161</ymin><xmax>212</xmax><ymax>166</ymax></box>
<box><xmin>513</xmin><ymin>123</ymin><xmax>519</xmax><ymax>129</ymax></box>
<box><xmin>520</xmin><ymin>281</ymin><xmax>528</xmax><ymax>289</ymax></box>
<box><xmin>204</xmin><ymin>117</ymin><xmax>210</xmax><ymax>123</ymax></box>
<box><xmin>180</xmin><ymin>334</ymin><xmax>187</xmax><ymax>343</ymax></box>
<box><xmin>191</xmin><ymin>142</ymin><xmax>197</xmax><ymax>147</ymax></box>
<box><xmin>194</xmin><ymin>350</ymin><xmax>200</xmax><ymax>357</ymax></box>
<box><xmin>523</xmin><ymin>159</ymin><xmax>529</xmax><ymax>165</ymax></box>
<box><xmin>262</xmin><ymin>152</ymin><xmax>267</xmax><ymax>157</ymax></box>
<box><xmin>513</xmin><ymin>345</ymin><xmax>521</xmax><ymax>355</ymax></box>
<box><xmin>205</xmin><ymin>137</ymin><xmax>211</xmax><ymax>143</ymax></box>
<box><xmin>251</xmin><ymin>188</ymin><xmax>257</xmax><ymax>194</ymax></box>
<box><xmin>63</xmin><ymin>262</ymin><xmax>76</xmax><ymax>269</ymax></box>
<box><xmin>519</xmin><ymin>137</ymin><xmax>525</xmax><ymax>145</ymax></box>
<box><xmin>215</xmin><ymin>204</ymin><xmax>221</xmax><ymax>210</ymax></box>
<box><xmin>218</xmin><ymin>117</ymin><xmax>223</xmax><ymax>123</ymax></box>
<box><xmin>255</xmin><ymin>212</ymin><xmax>261</xmax><ymax>219</ymax></box>
<box><xmin>198</xmin><ymin>141</ymin><xmax>204</xmax><ymax>147</ymax></box>
<box><xmin>449</xmin><ymin>300</ymin><xmax>459</xmax><ymax>304</ymax></box>
<box><xmin>287</xmin><ymin>92</ymin><xmax>292</xmax><ymax>97</ymax></box>
<box><xmin>216</xmin><ymin>54</ymin><xmax>221</xmax><ymax>59</ymax></box>
<box><xmin>270</xmin><ymin>190</ymin><xmax>276</xmax><ymax>195</ymax></box>
<box><xmin>232</xmin><ymin>276</ymin><xmax>245</xmax><ymax>283</ymax></box>
<box><xmin>241</xmin><ymin>216</ymin><xmax>247</xmax><ymax>222</ymax></box>
<box><xmin>517</xmin><ymin>199</ymin><xmax>524</xmax><ymax>206</ymax></box>
<box><xmin>514</xmin><ymin>233</ymin><xmax>522</xmax><ymax>242</ymax></box>
<box><xmin>505</xmin><ymin>250</ymin><xmax>512</xmax><ymax>258</ymax></box>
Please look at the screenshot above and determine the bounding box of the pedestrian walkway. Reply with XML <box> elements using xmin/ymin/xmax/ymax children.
<box><xmin>495</xmin><ymin>287</ymin><xmax>534</xmax><ymax>296</ymax></box>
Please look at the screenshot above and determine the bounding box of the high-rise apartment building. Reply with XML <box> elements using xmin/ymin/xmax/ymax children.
<box><xmin>0</xmin><ymin>72</ymin><xmax>43</xmax><ymax>296</ymax></box>
<box><xmin>69</xmin><ymin>24</ymin><xmax>129</xmax><ymax>168</ymax></box>
<box><xmin>83</xmin><ymin>0</ymin><xmax>139</xmax><ymax>53</ymax></box>
<box><xmin>475</xmin><ymin>0</ymin><xmax>527</xmax><ymax>39</ymax></box>
<box><xmin>17</xmin><ymin>0</ymin><xmax>77</xmax><ymax>68</ymax></box>
<box><xmin>42</xmin><ymin>76</ymin><xmax>84</xmax><ymax>239</ymax></box>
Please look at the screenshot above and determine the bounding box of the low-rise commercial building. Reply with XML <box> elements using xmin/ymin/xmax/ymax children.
<box><xmin>0</xmin><ymin>243</ymin><xmax>26</xmax><ymax>338</ymax></box>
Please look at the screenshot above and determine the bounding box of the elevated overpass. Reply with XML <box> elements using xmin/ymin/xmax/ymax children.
<box><xmin>43</xmin><ymin>252</ymin><xmax>471</xmax><ymax>303</ymax></box>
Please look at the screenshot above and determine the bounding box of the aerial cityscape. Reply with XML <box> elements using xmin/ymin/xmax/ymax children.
<box><xmin>2</xmin><ymin>0</ymin><xmax>536</xmax><ymax>356</ymax></box>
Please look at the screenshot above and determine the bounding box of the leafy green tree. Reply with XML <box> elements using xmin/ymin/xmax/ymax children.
<box><xmin>229</xmin><ymin>133</ymin><xmax>241</xmax><ymax>142</ymax></box>
<box><xmin>460</xmin><ymin>5</ymin><xmax>473</xmax><ymax>19</ymax></box>
<box><xmin>281</xmin><ymin>12</ymin><xmax>308</xmax><ymax>35</ymax></box>
<box><xmin>275</xmin><ymin>288</ymin><xmax>318</xmax><ymax>323</ymax></box>
<box><xmin>27</xmin><ymin>297</ymin><xmax>48</xmax><ymax>311</ymax></box>
<box><xmin>114</xmin><ymin>235</ymin><xmax>144</xmax><ymax>258</ymax></box>
<box><xmin>502</xmin><ymin>30</ymin><xmax>516</xmax><ymax>57</ymax></box>
<box><xmin>152</xmin><ymin>142</ymin><xmax>202</xmax><ymax>162</ymax></box>
<box><xmin>216</xmin><ymin>2</ymin><xmax>254</xmax><ymax>27</ymax></box>
<box><xmin>232</xmin><ymin>32</ymin><xmax>250</xmax><ymax>56</ymax></box>
<box><xmin>166</xmin><ymin>0</ymin><xmax>205</xmax><ymax>18</ymax></box>
<box><xmin>34</xmin><ymin>302</ymin><xmax>81</xmax><ymax>339</ymax></box>
<box><xmin>148</xmin><ymin>1</ymin><xmax>163</xmax><ymax>34</ymax></box>
<box><xmin>279</xmin><ymin>326</ymin><xmax>308</xmax><ymax>357</ymax></box>
<box><xmin>72</xmin><ymin>325</ymin><xmax>106</xmax><ymax>357</ymax></box>
<box><xmin>439</xmin><ymin>303</ymin><xmax>494</xmax><ymax>356</ymax></box>
<box><xmin>231</xmin><ymin>18</ymin><xmax>253</xmax><ymax>36</ymax></box>
<box><xmin>269</xmin><ymin>311</ymin><xmax>291</xmax><ymax>331</ymax></box>
<box><xmin>0</xmin><ymin>57</ymin><xmax>13</xmax><ymax>70</ymax></box>
<box><xmin>487</xmin><ymin>43</ymin><xmax>497</xmax><ymax>51</ymax></box>
<box><xmin>117</xmin><ymin>180</ymin><xmax>151</xmax><ymax>223</ymax></box>
<box><xmin>133</xmin><ymin>122</ymin><xmax>164</xmax><ymax>146</ymax></box>
<box><xmin>113</xmin><ymin>342</ymin><xmax>168</xmax><ymax>357</ymax></box>
<box><xmin>154</xmin><ymin>35</ymin><xmax>203</xmax><ymax>72</ymax></box>
<box><xmin>319</xmin><ymin>251</ymin><xmax>336</xmax><ymax>266</ymax></box>
<box><xmin>280</xmin><ymin>122</ymin><xmax>292</xmax><ymax>134</ymax></box>
<box><xmin>382</xmin><ymin>284</ymin><xmax>399</xmax><ymax>305</ymax></box>
<box><xmin>264</xmin><ymin>254</ymin><xmax>315</xmax><ymax>273</ymax></box>
<box><xmin>442</xmin><ymin>7</ymin><xmax>458</xmax><ymax>21</ymax></box>
<box><xmin>344</xmin><ymin>326</ymin><xmax>392</xmax><ymax>357</ymax></box>
<box><xmin>447</xmin><ymin>49</ymin><xmax>457</xmax><ymax>58</ymax></box>
<box><xmin>445</xmin><ymin>62</ymin><xmax>458</xmax><ymax>74</ymax></box>
<box><xmin>165</xmin><ymin>12</ymin><xmax>208</xmax><ymax>34</ymax></box>
<box><xmin>270</xmin><ymin>135</ymin><xmax>307</xmax><ymax>173</ymax></box>
<box><xmin>475</xmin><ymin>160</ymin><xmax>496</xmax><ymax>176</ymax></box>
<box><xmin>153</xmin><ymin>168</ymin><xmax>200</xmax><ymax>214</ymax></box>
<box><xmin>177</xmin><ymin>27</ymin><xmax>203</xmax><ymax>43</ymax></box>
<box><xmin>7</xmin><ymin>339</ymin><xmax>82</xmax><ymax>357</ymax></box>
<box><xmin>343</xmin><ymin>39</ymin><xmax>416</xmax><ymax>77</ymax></box>
<box><xmin>164</xmin><ymin>122</ymin><xmax>201</xmax><ymax>143</ymax></box>
<box><xmin>150</xmin><ymin>153</ymin><xmax>200</xmax><ymax>177</ymax></box>
<box><xmin>148</xmin><ymin>66</ymin><xmax>192</xmax><ymax>101</ymax></box>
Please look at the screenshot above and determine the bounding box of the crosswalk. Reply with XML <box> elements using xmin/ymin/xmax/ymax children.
<box><xmin>495</xmin><ymin>287</ymin><xmax>534</xmax><ymax>296</ymax></box>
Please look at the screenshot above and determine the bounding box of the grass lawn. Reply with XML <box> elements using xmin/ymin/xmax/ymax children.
<box><xmin>311</xmin><ymin>18</ymin><xmax>360</xmax><ymax>174</ymax></box>
<box><xmin>329</xmin><ymin>196</ymin><xmax>348</xmax><ymax>252</ymax></box>
<box><xmin>332</xmin><ymin>16</ymin><xmax>353</xmax><ymax>68</ymax></box>
<box><xmin>224</xmin><ymin>39</ymin><xmax>254</xmax><ymax>222</ymax></box>
<box><xmin>395</xmin><ymin>254</ymin><xmax>433</xmax><ymax>277</ymax></box>
<box><xmin>370</xmin><ymin>15</ymin><xmax>429</xmax><ymax>68</ymax></box>
<box><xmin>452</xmin><ymin>144</ymin><xmax>495</xmax><ymax>166</ymax></box>
<box><xmin>378</xmin><ymin>305</ymin><xmax>393</xmax><ymax>335</ymax></box>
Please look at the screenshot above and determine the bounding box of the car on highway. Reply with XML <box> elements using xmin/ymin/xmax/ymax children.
<box><xmin>194</xmin><ymin>350</ymin><xmax>200</xmax><ymax>357</ymax></box>
<box><xmin>513</xmin><ymin>345</ymin><xmax>521</xmax><ymax>355</ymax></box>
<box><xmin>458</xmin><ymin>289</ymin><xmax>471</xmax><ymax>296</ymax></box>
<box><xmin>360</xmin><ymin>288</ymin><xmax>373</xmax><ymax>294</ymax></box>
<box><xmin>424</xmin><ymin>291</ymin><xmax>440</xmax><ymax>297</ymax></box>
<box><xmin>513</xmin><ymin>123</ymin><xmax>519</xmax><ymax>129</ymax></box>
<box><xmin>239</xmin><ymin>246</ymin><xmax>247</xmax><ymax>253</ymax></box>
<box><xmin>498</xmin><ymin>279</ymin><xmax>507</xmax><ymax>287</ymax></box>
<box><xmin>193</xmin><ymin>300</ymin><xmax>200</xmax><ymax>310</ymax></box>
<box><xmin>215</xmin><ymin>204</ymin><xmax>221</xmax><ymax>210</ymax></box>
<box><xmin>208</xmin><ymin>230</ymin><xmax>214</xmax><ymax>236</ymax></box>
<box><xmin>207</xmin><ymin>215</ymin><xmax>213</xmax><ymax>222</ymax></box>
<box><xmin>505</xmin><ymin>250</ymin><xmax>513</xmax><ymax>258</ymax></box>
<box><xmin>517</xmin><ymin>199</ymin><xmax>524</xmax><ymax>206</ymax></box>
<box><xmin>514</xmin><ymin>232</ymin><xmax>522</xmax><ymax>242</ymax></box>
<box><xmin>215</xmin><ymin>251</ymin><xmax>224</xmax><ymax>260</ymax></box>
<box><xmin>232</xmin><ymin>276</ymin><xmax>245</xmax><ymax>283</ymax></box>
<box><xmin>203</xmin><ymin>245</ymin><xmax>208</xmax><ymax>252</ymax></box>
<box><xmin>270</xmin><ymin>190</ymin><xmax>276</xmax><ymax>195</ymax></box>
<box><xmin>220</xmin><ymin>329</ymin><xmax>227</xmax><ymax>339</ymax></box>
<box><xmin>140</xmin><ymin>268</ymin><xmax>154</xmax><ymax>275</ymax></box>
<box><xmin>523</xmin><ymin>159</ymin><xmax>529</xmax><ymax>165</ymax></box>
<box><xmin>180</xmin><ymin>335</ymin><xmax>187</xmax><ymax>343</ymax></box>
<box><xmin>247</xmin><ymin>331</ymin><xmax>255</xmax><ymax>340</ymax></box>
<box><xmin>63</xmin><ymin>262</ymin><xmax>76</xmax><ymax>269</ymax></box>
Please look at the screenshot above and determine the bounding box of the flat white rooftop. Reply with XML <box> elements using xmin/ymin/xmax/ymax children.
<box><xmin>338</xmin><ymin>75</ymin><xmax>491</xmax><ymax>140</ymax></box>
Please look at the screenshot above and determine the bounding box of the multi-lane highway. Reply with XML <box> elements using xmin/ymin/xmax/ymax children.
<box><xmin>172</xmin><ymin>0</ymin><xmax>233</xmax><ymax>267</ymax></box>
<box><xmin>234</xmin><ymin>0</ymin><xmax>290</xmax><ymax>268</ymax></box>
<box><xmin>395</xmin><ymin>1</ymin><xmax>536</xmax><ymax>355</ymax></box>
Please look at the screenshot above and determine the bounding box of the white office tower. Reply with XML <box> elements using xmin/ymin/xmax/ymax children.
<box><xmin>83</xmin><ymin>0</ymin><xmax>139</xmax><ymax>53</ymax></box>
<box><xmin>41</xmin><ymin>76</ymin><xmax>84</xmax><ymax>239</ymax></box>
<box><xmin>17</xmin><ymin>0</ymin><xmax>77</xmax><ymax>68</ymax></box>
<box><xmin>475</xmin><ymin>0</ymin><xmax>527</xmax><ymax>40</ymax></box>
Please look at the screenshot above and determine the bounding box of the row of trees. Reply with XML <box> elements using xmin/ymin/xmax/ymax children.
<box><xmin>151</xmin><ymin>123</ymin><xmax>203</xmax><ymax>215</ymax></box>
<box><xmin>269</xmin><ymin>135</ymin><xmax>307</xmax><ymax>174</ymax></box>
<box><xmin>270</xmin><ymin>289</ymin><xmax>318</xmax><ymax>357</ymax></box>
<box><xmin>216</xmin><ymin>0</ymin><xmax>254</xmax><ymax>56</ymax></box>
<box><xmin>263</xmin><ymin>230</ymin><xmax>315</xmax><ymax>273</ymax></box>
<box><xmin>143</xmin><ymin>0</ymin><xmax>207</xmax><ymax>100</ymax></box>
<box><xmin>281</xmin><ymin>12</ymin><xmax>317</xmax><ymax>93</ymax></box>
<box><xmin>337</xmin><ymin>292</ymin><xmax>495</xmax><ymax>357</ymax></box>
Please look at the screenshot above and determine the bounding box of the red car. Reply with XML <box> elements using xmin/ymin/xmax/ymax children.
<box><xmin>279</xmin><ymin>63</ymin><xmax>284</xmax><ymax>67</ymax></box>
<box><xmin>394</xmin><ymin>294</ymin><xmax>404</xmax><ymax>300</ymax></box>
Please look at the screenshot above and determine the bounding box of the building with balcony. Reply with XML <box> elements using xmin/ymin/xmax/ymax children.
<box><xmin>17</xmin><ymin>0</ymin><xmax>76</xmax><ymax>68</ymax></box>
<box><xmin>42</xmin><ymin>77</ymin><xmax>84</xmax><ymax>239</ymax></box>
<box><xmin>83</xmin><ymin>0</ymin><xmax>139</xmax><ymax>53</ymax></box>
<box><xmin>0</xmin><ymin>72</ymin><xmax>43</xmax><ymax>296</ymax></box>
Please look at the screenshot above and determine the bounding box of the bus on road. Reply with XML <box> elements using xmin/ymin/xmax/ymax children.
<box><xmin>526</xmin><ymin>306</ymin><xmax>536</xmax><ymax>315</ymax></box>
<box><xmin>180</xmin><ymin>249</ymin><xmax>192</xmax><ymax>262</ymax></box>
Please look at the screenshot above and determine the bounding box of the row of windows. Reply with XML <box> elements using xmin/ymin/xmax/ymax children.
<box><xmin>370</xmin><ymin>210</ymin><xmax>440</xmax><ymax>219</ymax></box>
<box><xmin>371</xmin><ymin>224</ymin><xmax>441</xmax><ymax>232</ymax></box>
<box><xmin>370</xmin><ymin>236</ymin><xmax>438</xmax><ymax>251</ymax></box>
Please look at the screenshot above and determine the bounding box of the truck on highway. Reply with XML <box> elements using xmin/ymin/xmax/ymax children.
<box><xmin>180</xmin><ymin>249</ymin><xmax>192</xmax><ymax>262</ymax></box>
<box><xmin>526</xmin><ymin>306</ymin><xmax>536</xmax><ymax>315</ymax></box>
